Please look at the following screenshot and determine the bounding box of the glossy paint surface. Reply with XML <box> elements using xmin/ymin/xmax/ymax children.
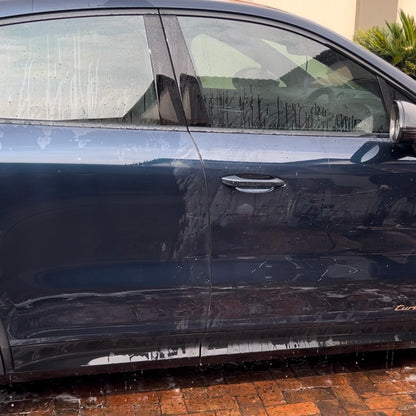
<box><xmin>190</xmin><ymin>131</ymin><xmax>416</xmax><ymax>356</ymax></box>
<box><xmin>0</xmin><ymin>124</ymin><xmax>209</xmax><ymax>371</ymax></box>
<box><xmin>1</xmin><ymin>0</ymin><xmax>416</xmax><ymax>380</ymax></box>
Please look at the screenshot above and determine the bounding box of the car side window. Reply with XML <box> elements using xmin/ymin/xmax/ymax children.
<box><xmin>0</xmin><ymin>15</ymin><xmax>159</xmax><ymax>125</ymax></box>
<box><xmin>177</xmin><ymin>16</ymin><xmax>390</xmax><ymax>134</ymax></box>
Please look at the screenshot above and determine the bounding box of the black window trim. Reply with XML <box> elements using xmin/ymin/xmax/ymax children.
<box><xmin>0</xmin><ymin>9</ymin><xmax>158</xmax><ymax>27</ymax></box>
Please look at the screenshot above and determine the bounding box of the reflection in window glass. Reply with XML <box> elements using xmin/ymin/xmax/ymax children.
<box><xmin>178</xmin><ymin>16</ymin><xmax>388</xmax><ymax>134</ymax></box>
<box><xmin>0</xmin><ymin>16</ymin><xmax>159</xmax><ymax>125</ymax></box>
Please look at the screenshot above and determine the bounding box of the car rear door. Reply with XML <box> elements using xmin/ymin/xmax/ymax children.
<box><xmin>0</xmin><ymin>11</ymin><xmax>209</xmax><ymax>374</ymax></box>
<box><xmin>163</xmin><ymin>11</ymin><xmax>416</xmax><ymax>359</ymax></box>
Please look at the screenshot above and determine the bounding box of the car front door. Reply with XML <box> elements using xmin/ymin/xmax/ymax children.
<box><xmin>164</xmin><ymin>12</ymin><xmax>416</xmax><ymax>359</ymax></box>
<box><xmin>0</xmin><ymin>11</ymin><xmax>209</xmax><ymax>374</ymax></box>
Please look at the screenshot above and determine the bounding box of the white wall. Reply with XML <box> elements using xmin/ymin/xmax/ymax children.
<box><xmin>355</xmin><ymin>0</ymin><xmax>398</xmax><ymax>31</ymax></box>
<box><xmin>246</xmin><ymin>0</ymin><xmax>416</xmax><ymax>39</ymax></box>
<box><xmin>244</xmin><ymin>0</ymin><xmax>357</xmax><ymax>39</ymax></box>
<box><xmin>398</xmin><ymin>0</ymin><xmax>416</xmax><ymax>20</ymax></box>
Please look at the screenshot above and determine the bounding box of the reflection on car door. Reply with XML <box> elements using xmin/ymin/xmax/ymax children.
<box><xmin>164</xmin><ymin>13</ymin><xmax>416</xmax><ymax>359</ymax></box>
<box><xmin>0</xmin><ymin>13</ymin><xmax>209</xmax><ymax>373</ymax></box>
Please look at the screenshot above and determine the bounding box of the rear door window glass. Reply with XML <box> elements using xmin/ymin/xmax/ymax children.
<box><xmin>0</xmin><ymin>15</ymin><xmax>159</xmax><ymax>125</ymax></box>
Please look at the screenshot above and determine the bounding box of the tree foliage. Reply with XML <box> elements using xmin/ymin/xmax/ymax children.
<box><xmin>354</xmin><ymin>10</ymin><xmax>416</xmax><ymax>79</ymax></box>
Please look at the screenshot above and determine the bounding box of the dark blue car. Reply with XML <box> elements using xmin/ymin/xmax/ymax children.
<box><xmin>1</xmin><ymin>0</ymin><xmax>416</xmax><ymax>382</ymax></box>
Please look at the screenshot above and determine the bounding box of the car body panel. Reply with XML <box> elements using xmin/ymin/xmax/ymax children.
<box><xmin>0</xmin><ymin>7</ymin><xmax>210</xmax><ymax>375</ymax></box>
<box><xmin>0</xmin><ymin>0</ymin><xmax>416</xmax><ymax>380</ymax></box>
<box><xmin>0</xmin><ymin>123</ymin><xmax>209</xmax><ymax>372</ymax></box>
<box><xmin>190</xmin><ymin>131</ymin><xmax>416</xmax><ymax>354</ymax></box>
<box><xmin>163</xmin><ymin>8</ymin><xmax>416</xmax><ymax>359</ymax></box>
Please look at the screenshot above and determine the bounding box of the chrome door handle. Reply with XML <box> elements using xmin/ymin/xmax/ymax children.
<box><xmin>221</xmin><ymin>174</ymin><xmax>286</xmax><ymax>193</ymax></box>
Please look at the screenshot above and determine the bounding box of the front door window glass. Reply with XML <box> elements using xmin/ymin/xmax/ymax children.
<box><xmin>178</xmin><ymin>17</ymin><xmax>389</xmax><ymax>134</ymax></box>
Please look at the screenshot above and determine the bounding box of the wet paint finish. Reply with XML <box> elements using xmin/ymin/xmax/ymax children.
<box><xmin>190</xmin><ymin>131</ymin><xmax>416</xmax><ymax>352</ymax></box>
<box><xmin>0</xmin><ymin>124</ymin><xmax>209</xmax><ymax>371</ymax></box>
<box><xmin>1</xmin><ymin>0</ymin><xmax>416</xmax><ymax>380</ymax></box>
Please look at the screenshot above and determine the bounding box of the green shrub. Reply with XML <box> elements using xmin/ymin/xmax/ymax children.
<box><xmin>354</xmin><ymin>10</ymin><xmax>416</xmax><ymax>79</ymax></box>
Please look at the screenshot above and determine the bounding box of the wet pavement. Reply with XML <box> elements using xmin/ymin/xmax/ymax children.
<box><xmin>1</xmin><ymin>350</ymin><xmax>416</xmax><ymax>415</ymax></box>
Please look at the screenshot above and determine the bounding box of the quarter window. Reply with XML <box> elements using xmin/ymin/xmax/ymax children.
<box><xmin>178</xmin><ymin>17</ymin><xmax>389</xmax><ymax>134</ymax></box>
<box><xmin>0</xmin><ymin>15</ymin><xmax>159</xmax><ymax>125</ymax></box>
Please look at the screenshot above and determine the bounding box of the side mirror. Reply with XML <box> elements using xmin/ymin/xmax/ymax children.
<box><xmin>390</xmin><ymin>100</ymin><xmax>416</xmax><ymax>143</ymax></box>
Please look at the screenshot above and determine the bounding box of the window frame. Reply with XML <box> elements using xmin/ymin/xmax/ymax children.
<box><xmin>0</xmin><ymin>10</ymin><xmax>187</xmax><ymax>131</ymax></box>
<box><xmin>162</xmin><ymin>10</ymin><xmax>416</xmax><ymax>138</ymax></box>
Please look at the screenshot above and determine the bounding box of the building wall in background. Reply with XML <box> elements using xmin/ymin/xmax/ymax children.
<box><xmin>355</xmin><ymin>0</ymin><xmax>398</xmax><ymax>31</ymax></box>
<box><xmin>245</xmin><ymin>0</ymin><xmax>356</xmax><ymax>39</ymax></box>
<box><xmin>398</xmin><ymin>0</ymin><xmax>416</xmax><ymax>21</ymax></box>
<box><xmin>245</xmin><ymin>0</ymin><xmax>415</xmax><ymax>39</ymax></box>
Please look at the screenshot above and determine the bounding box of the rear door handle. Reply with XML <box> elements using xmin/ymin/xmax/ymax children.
<box><xmin>221</xmin><ymin>174</ymin><xmax>286</xmax><ymax>194</ymax></box>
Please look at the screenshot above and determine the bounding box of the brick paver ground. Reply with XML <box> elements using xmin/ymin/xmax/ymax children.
<box><xmin>1</xmin><ymin>350</ymin><xmax>416</xmax><ymax>415</ymax></box>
